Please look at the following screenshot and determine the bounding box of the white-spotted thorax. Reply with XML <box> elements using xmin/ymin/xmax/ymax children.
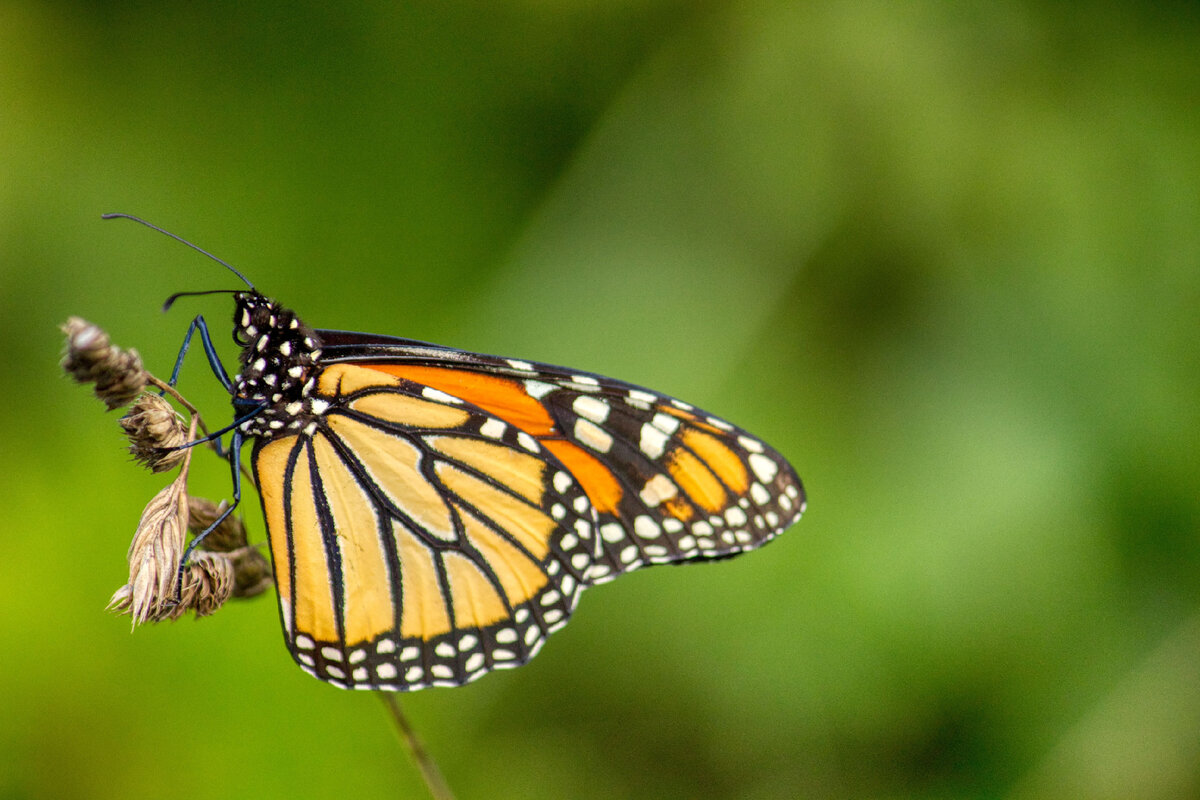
<box><xmin>232</xmin><ymin>291</ymin><xmax>325</xmax><ymax>440</ymax></box>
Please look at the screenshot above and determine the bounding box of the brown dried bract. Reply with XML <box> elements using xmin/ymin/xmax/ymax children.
<box><xmin>228</xmin><ymin>545</ymin><xmax>273</xmax><ymax>598</ymax></box>
<box><xmin>61</xmin><ymin>317</ymin><xmax>147</xmax><ymax>409</ymax></box>
<box><xmin>187</xmin><ymin>497</ymin><xmax>248</xmax><ymax>552</ymax></box>
<box><xmin>174</xmin><ymin>552</ymin><xmax>235</xmax><ymax>619</ymax></box>
<box><xmin>120</xmin><ymin>393</ymin><xmax>189</xmax><ymax>472</ymax></box>
<box><xmin>187</xmin><ymin>498</ymin><xmax>272</xmax><ymax>599</ymax></box>
<box><xmin>108</xmin><ymin>472</ymin><xmax>190</xmax><ymax>628</ymax></box>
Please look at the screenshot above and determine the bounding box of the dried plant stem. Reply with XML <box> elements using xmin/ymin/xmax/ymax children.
<box><xmin>147</xmin><ymin>375</ymin><xmax>200</xmax><ymax>416</ymax></box>
<box><xmin>378</xmin><ymin>693</ymin><xmax>455</xmax><ymax>800</ymax></box>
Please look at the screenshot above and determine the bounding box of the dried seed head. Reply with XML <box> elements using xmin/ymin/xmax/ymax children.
<box><xmin>188</xmin><ymin>498</ymin><xmax>272</xmax><ymax>598</ymax></box>
<box><xmin>173</xmin><ymin>551</ymin><xmax>235</xmax><ymax>619</ymax></box>
<box><xmin>61</xmin><ymin>317</ymin><xmax>148</xmax><ymax>409</ymax></box>
<box><xmin>109</xmin><ymin>551</ymin><xmax>237</xmax><ymax>622</ymax></box>
<box><xmin>110</xmin><ymin>472</ymin><xmax>189</xmax><ymax>628</ymax></box>
<box><xmin>229</xmin><ymin>545</ymin><xmax>273</xmax><ymax>598</ymax></box>
<box><xmin>187</xmin><ymin>497</ymin><xmax>248</xmax><ymax>552</ymax></box>
<box><xmin>120</xmin><ymin>394</ymin><xmax>189</xmax><ymax>472</ymax></box>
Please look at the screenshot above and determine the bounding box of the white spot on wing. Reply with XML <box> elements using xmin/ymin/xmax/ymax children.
<box><xmin>572</xmin><ymin>395</ymin><xmax>610</xmax><ymax>424</ymax></box>
<box><xmin>600</xmin><ymin>523</ymin><xmax>626</xmax><ymax>543</ymax></box>
<box><xmin>651</xmin><ymin>412</ymin><xmax>681</xmax><ymax>435</ymax></box>
<box><xmin>524</xmin><ymin>380</ymin><xmax>555</xmax><ymax>399</ymax></box>
<box><xmin>480</xmin><ymin>418</ymin><xmax>506</xmax><ymax>439</ymax></box>
<box><xmin>748</xmin><ymin>453</ymin><xmax>779</xmax><ymax>483</ymax></box>
<box><xmin>639</xmin><ymin>474</ymin><xmax>678</xmax><ymax>507</ymax></box>
<box><xmin>633</xmin><ymin>515</ymin><xmax>661</xmax><ymax>540</ymax></box>
<box><xmin>422</xmin><ymin>387</ymin><xmax>461</xmax><ymax>404</ymax></box>
<box><xmin>738</xmin><ymin>435</ymin><xmax>764</xmax><ymax>453</ymax></box>
<box><xmin>639</xmin><ymin>423</ymin><xmax>669</xmax><ymax>459</ymax></box>
<box><xmin>574</xmin><ymin>418</ymin><xmax>613</xmax><ymax>453</ymax></box>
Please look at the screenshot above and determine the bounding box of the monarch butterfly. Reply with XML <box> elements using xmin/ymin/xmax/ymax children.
<box><xmin>110</xmin><ymin>214</ymin><xmax>805</xmax><ymax>691</ymax></box>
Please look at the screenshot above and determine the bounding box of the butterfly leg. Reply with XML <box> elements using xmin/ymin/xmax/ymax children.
<box><xmin>171</xmin><ymin>404</ymin><xmax>265</xmax><ymax>456</ymax></box>
<box><xmin>176</xmin><ymin>429</ymin><xmax>245</xmax><ymax>596</ymax></box>
<box><xmin>169</xmin><ymin>314</ymin><xmax>234</xmax><ymax>392</ymax></box>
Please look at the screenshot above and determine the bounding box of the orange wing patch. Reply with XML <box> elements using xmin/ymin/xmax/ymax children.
<box><xmin>426</xmin><ymin>436</ymin><xmax>546</xmax><ymax>505</ymax></box>
<box><xmin>392</xmin><ymin>518</ymin><xmax>453</xmax><ymax>639</ymax></box>
<box><xmin>366</xmin><ymin>362</ymin><xmax>629</xmax><ymax>517</ymax></box>
<box><xmin>679</xmin><ymin>428</ymin><xmax>749</xmax><ymax>495</ymax></box>
<box><xmin>255</xmin><ymin>436</ymin><xmax>296</xmax><ymax>617</ymax></box>
<box><xmin>543</xmin><ymin>440</ymin><xmax>622</xmax><ymax>515</ymax></box>
<box><xmin>283</xmin><ymin>444</ymin><xmax>339</xmax><ymax>643</ymax></box>
<box><xmin>364</xmin><ymin>364</ymin><xmax>557</xmax><ymax>437</ymax></box>
<box><xmin>436</xmin><ymin>463</ymin><xmax>556</xmax><ymax>560</ymax></box>
<box><xmin>442</xmin><ymin>551</ymin><xmax>509</xmax><ymax>629</ymax></box>
<box><xmin>311</xmin><ymin>433</ymin><xmax>396</xmax><ymax>645</ymax></box>
<box><xmin>329</xmin><ymin>414</ymin><xmax>456</xmax><ymax>540</ymax></box>
<box><xmin>459</xmin><ymin>511</ymin><xmax>549</xmax><ymax>605</ymax></box>
<box><xmin>666</xmin><ymin>446</ymin><xmax>728</xmax><ymax>514</ymax></box>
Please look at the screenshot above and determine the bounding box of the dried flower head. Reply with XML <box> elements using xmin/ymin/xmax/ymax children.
<box><xmin>188</xmin><ymin>498</ymin><xmax>272</xmax><ymax>599</ymax></box>
<box><xmin>61</xmin><ymin>317</ymin><xmax>147</xmax><ymax>409</ymax></box>
<box><xmin>187</xmin><ymin>497</ymin><xmax>248</xmax><ymax>552</ymax></box>
<box><xmin>109</xmin><ymin>551</ymin><xmax>238</xmax><ymax>622</ymax></box>
<box><xmin>228</xmin><ymin>545</ymin><xmax>273</xmax><ymax>598</ymax></box>
<box><xmin>109</xmin><ymin>471</ymin><xmax>190</xmax><ymax>628</ymax></box>
<box><xmin>120</xmin><ymin>393</ymin><xmax>189</xmax><ymax>472</ymax></box>
<box><xmin>174</xmin><ymin>551</ymin><xmax>235</xmax><ymax>619</ymax></box>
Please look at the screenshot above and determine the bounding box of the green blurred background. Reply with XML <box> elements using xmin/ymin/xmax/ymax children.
<box><xmin>3</xmin><ymin>2</ymin><xmax>1199</xmax><ymax>798</ymax></box>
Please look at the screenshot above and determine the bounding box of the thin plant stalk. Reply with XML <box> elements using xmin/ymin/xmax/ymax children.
<box><xmin>378</xmin><ymin>693</ymin><xmax>455</xmax><ymax>800</ymax></box>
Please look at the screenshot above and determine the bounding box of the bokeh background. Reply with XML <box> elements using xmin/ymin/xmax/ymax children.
<box><xmin>3</xmin><ymin>2</ymin><xmax>1199</xmax><ymax>798</ymax></box>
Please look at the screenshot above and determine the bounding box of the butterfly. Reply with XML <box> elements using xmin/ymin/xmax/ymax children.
<box><xmin>111</xmin><ymin>215</ymin><xmax>806</xmax><ymax>691</ymax></box>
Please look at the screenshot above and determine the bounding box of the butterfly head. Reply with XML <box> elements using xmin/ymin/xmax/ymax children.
<box><xmin>232</xmin><ymin>291</ymin><xmax>323</xmax><ymax>414</ymax></box>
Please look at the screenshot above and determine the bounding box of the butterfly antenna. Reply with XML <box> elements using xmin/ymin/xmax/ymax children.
<box><xmin>161</xmin><ymin>288</ymin><xmax>243</xmax><ymax>312</ymax></box>
<box><xmin>102</xmin><ymin>213</ymin><xmax>256</xmax><ymax>291</ymax></box>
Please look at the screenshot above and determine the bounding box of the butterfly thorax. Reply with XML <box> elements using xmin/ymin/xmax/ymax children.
<box><xmin>231</xmin><ymin>291</ymin><xmax>325</xmax><ymax>440</ymax></box>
